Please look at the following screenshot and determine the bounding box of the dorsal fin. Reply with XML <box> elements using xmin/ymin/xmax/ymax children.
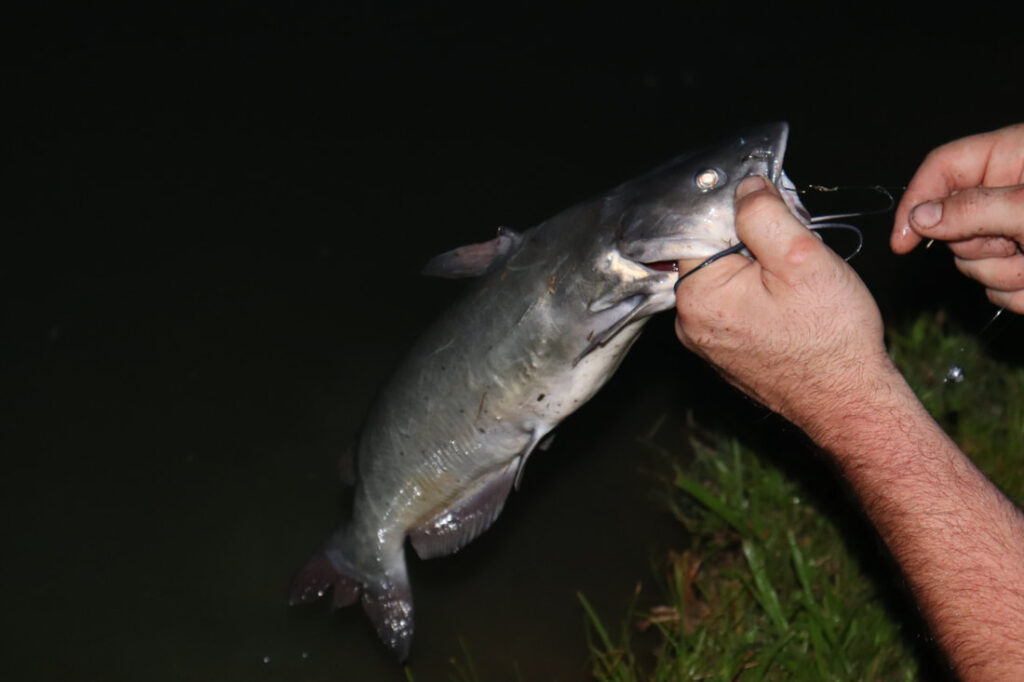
<box><xmin>421</xmin><ymin>227</ymin><xmax>520</xmax><ymax>278</ymax></box>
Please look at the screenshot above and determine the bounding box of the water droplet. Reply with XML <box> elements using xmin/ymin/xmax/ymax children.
<box><xmin>945</xmin><ymin>365</ymin><xmax>965</xmax><ymax>384</ymax></box>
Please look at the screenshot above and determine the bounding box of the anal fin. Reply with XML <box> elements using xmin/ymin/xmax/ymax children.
<box><xmin>409</xmin><ymin>461</ymin><xmax>517</xmax><ymax>559</ymax></box>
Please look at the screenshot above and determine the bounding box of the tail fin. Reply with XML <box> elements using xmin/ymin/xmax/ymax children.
<box><xmin>289</xmin><ymin>542</ymin><xmax>414</xmax><ymax>660</ymax></box>
<box><xmin>288</xmin><ymin>551</ymin><xmax>360</xmax><ymax>608</ymax></box>
<box><xmin>361</xmin><ymin>578</ymin><xmax>414</xmax><ymax>661</ymax></box>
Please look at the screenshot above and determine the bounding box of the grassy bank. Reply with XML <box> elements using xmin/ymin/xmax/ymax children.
<box><xmin>581</xmin><ymin>311</ymin><xmax>1024</xmax><ymax>681</ymax></box>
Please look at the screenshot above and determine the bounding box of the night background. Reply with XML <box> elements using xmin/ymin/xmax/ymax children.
<box><xmin>3</xmin><ymin>2</ymin><xmax>1022</xmax><ymax>680</ymax></box>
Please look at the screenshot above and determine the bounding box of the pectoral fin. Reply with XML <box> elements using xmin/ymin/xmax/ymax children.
<box><xmin>574</xmin><ymin>293</ymin><xmax>658</xmax><ymax>365</ymax></box>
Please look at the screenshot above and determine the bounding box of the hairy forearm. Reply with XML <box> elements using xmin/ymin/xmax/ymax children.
<box><xmin>791</xmin><ymin>365</ymin><xmax>1024</xmax><ymax>680</ymax></box>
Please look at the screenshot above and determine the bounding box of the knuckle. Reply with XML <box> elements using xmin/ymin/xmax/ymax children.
<box><xmin>784</xmin><ymin>233</ymin><xmax>819</xmax><ymax>266</ymax></box>
<box><xmin>951</xmin><ymin>187</ymin><xmax>991</xmax><ymax>217</ymax></box>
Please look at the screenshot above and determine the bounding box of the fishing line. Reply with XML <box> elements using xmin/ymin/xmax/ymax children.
<box><xmin>673</xmin><ymin>183</ymin><xmax>887</xmax><ymax>293</ymax></box>
<box><xmin>670</xmin><ymin>181</ymin><xmax>1009</xmax><ymax>387</ymax></box>
<box><xmin>788</xmin><ymin>185</ymin><xmax>1008</xmax><ymax>386</ymax></box>
<box><xmin>795</xmin><ymin>184</ymin><xmax>898</xmax><ymax>222</ymax></box>
<box><xmin>943</xmin><ymin>306</ymin><xmax>1007</xmax><ymax>385</ymax></box>
<box><xmin>672</xmin><ymin>223</ymin><xmax>865</xmax><ymax>293</ymax></box>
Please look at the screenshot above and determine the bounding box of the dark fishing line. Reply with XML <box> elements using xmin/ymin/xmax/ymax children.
<box><xmin>672</xmin><ymin>242</ymin><xmax>748</xmax><ymax>291</ymax></box>
<box><xmin>672</xmin><ymin>182</ymin><xmax>1008</xmax><ymax>387</ymax></box>
<box><xmin>673</xmin><ymin>183</ymin><xmax>907</xmax><ymax>293</ymax></box>
<box><xmin>672</xmin><ymin>222</ymin><xmax>865</xmax><ymax>293</ymax></box>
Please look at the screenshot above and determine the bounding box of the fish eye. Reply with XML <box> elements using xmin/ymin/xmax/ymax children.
<box><xmin>694</xmin><ymin>168</ymin><xmax>724</xmax><ymax>192</ymax></box>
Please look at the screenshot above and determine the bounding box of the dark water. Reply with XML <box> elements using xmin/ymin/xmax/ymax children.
<box><xmin>3</xmin><ymin>4</ymin><xmax>1021</xmax><ymax>680</ymax></box>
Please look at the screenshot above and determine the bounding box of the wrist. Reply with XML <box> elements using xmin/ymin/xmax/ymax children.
<box><xmin>780</xmin><ymin>353</ymin><xmax>917</xmax><ymax>455</ymax></box>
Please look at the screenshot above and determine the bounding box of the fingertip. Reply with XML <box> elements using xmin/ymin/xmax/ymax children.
<box><xmin>890</xmin><ymin>222</ymin><xmax>922</xmax><ymax>254</ymax></box>
<box><xmin>735</xmin><ymin>174</ymin><xmax>769</xmax><ymax>200</ymax></box>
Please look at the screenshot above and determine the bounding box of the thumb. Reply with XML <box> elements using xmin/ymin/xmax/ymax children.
<box><xmin>910</xmin><ymin>185</ymin><xmax>1024</xmax><ymax>243</ymax></box>
<box><xmin>733</xmin><ymin>175</ymin><xmax>826</xmax><ymax>276</ymax></box>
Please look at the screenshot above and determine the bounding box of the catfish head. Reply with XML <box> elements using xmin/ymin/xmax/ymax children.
<box><xmin>611</xmin><ymin>121</ymin><xmax>803</xmax><ymax>266</ymax></box>
<box><xmin>579</xmin><ymin>122</ymin><xmax>808</xmax><ymax>361</ymax></box>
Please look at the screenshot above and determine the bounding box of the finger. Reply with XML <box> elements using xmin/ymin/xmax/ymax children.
<box><xmin>954</xmin><ymin>252</ymin><xmax>1024</xmax><ymax>292</ymax></box>
<box><xmin>733</xmin><ymin>174</ymin><xmax>828</xmax><ymax>278</ymax></box>
<box><xmin>674</xmin><ymin>252</ymin><xmax>751</xmax><ymax>345</ymax></box>
<box><xmin>892</xmin><ymin>124</ymin><xmax>1024</xmax><ymax>253</ymax></box>
<box><xmin>986</xmin><ymin>288</ymin><xmax>1024</xmax><ymax>315</ymax></box>
<box><xmin>891</xmin><ymin>129</ymin><xmax>1002</xmax><ymax>253</ymax></box>
<box><xmin>910</xmin><ymin>185</ymin><xmax>1024</xmax><ymax>243</ymax></box>
<box><xmin>948</xmin><ymin>236</ymin><xmax>1020</xmax><ymax>260</ymax></box>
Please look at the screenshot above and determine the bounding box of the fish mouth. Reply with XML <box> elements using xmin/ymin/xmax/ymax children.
<box><xmin>748</xmin><ymin>122</ymin><xmax>811</xmax><ymax>223</ymax></box>
<box><xmin>744</xmin><ymin>121</ymin><xmax>788</xmax><ymax>185</ymax></box>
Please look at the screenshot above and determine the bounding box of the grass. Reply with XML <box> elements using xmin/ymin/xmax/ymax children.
<box><xmin>581</xmin><ymin>310</ymin><xmax>1024</xmax><ymax>681</ymax></box>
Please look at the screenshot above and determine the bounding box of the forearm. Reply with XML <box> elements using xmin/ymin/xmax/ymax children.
<box><xmin>792</xmin><ymin>366</ymin><xmax>1024</xmax><ymax>680</ymax></box>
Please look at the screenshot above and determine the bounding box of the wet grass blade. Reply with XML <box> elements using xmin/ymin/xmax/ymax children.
<box><xmin>741</xmin><ymin>539</ymin><xmax>789</xmax><ymax>634</ymax></box>
<box><xmin>672</xmin><ymin>469</ymin><xmax>747</xmax><ymax>535</ymax></box>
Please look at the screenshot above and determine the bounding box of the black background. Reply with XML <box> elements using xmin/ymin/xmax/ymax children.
<box><xmin>3</xmin><ymin>2</ymin><xmax>1021</xmax><ymax>680</ymax></box>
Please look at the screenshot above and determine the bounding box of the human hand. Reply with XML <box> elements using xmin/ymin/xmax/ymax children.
<box><xmin>674</xmin><ymin>175</ymin><xmax>895</xmax><ymax>431</ymax></box>
<box><xmin>891</xmin><ymin>123</ymin><xmax>1024</xmax><ymax>313</ymax></box>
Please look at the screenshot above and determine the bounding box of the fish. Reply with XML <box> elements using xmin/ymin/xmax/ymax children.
<box><xmin>290</xmin><ymin>122</ymin><xmax>805</xmax><ymax>660</ymax></box>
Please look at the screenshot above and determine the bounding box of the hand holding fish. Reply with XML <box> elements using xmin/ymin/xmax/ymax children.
<box><xmin>892</xmin><ymin>123</ymin><xmax>1024</xmax><ymax>313</ymax></box>
<box><xmin>676</xmin><ymin>172</ymin><xmax>1024</xmax><ymax>681</ymax></box>
<box><xmin>673</xmin><ymin>174</ymin><xmax>892</xmax><ymax>432</ymax></box>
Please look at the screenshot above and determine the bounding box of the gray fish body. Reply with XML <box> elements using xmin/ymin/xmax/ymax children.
<box><xmin>292</xmin><ymin>122</ymin><xmax>801</xmax><ymax>658</ymax></box>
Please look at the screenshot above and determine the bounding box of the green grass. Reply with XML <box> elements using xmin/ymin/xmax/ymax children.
<box><xmin>581</xmin><ymin>311</ymin><xmax>1024</xmax><ymax>681</ymax></box>
<box><xmin>888</xmin><ymin>311</ymin><xmax>1024</xmax><ymax>506</ymax></box>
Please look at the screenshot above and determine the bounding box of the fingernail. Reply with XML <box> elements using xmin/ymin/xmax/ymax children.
<box><xmin>911</xmin><ymin>201</ymin><xmax>942</xmax><ymax>229</ymax></box>
<box><xmin>736</xmin><ymin>174</ymin><xmax>766</xmax><ymax>200</ymax></box>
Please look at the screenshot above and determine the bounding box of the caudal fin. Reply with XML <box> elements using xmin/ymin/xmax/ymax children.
<box><xmin>362</xmin><ymin>581</ymin><xmax>414</xmax><ymax>661</ymax></box>
<box><xmin>289</xmin><ymin>547</ymin><xmax>415</xmax><ymax>660</ymax></box>
<box><xmin>288</xmin><ymin>551</ymin><xmax>360</xmax><ymax>608</ymax></box>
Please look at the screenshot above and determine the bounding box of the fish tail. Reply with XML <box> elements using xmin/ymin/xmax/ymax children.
<box><xmin>288</xmin><ymin>549</ymin><xmax>361</xmax><ymax>608</ymax></box>
<box><xmin>360</xmin><ymin>569</ymin><xmax>414</xmax><ymax>661</ymax></box>
<box><xmin>289</xmin><ymin>529</ymin><xmax>414</xmax><ymax>660</ymax></box>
